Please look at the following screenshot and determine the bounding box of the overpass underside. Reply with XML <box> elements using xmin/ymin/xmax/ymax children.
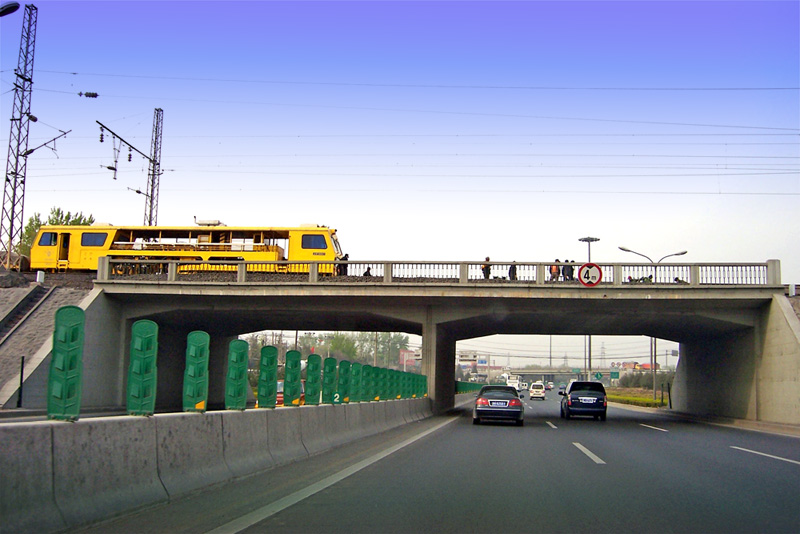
<box><xmin>12</xmin><ymin>283</ymin><xmax>800</xmax><ymax>425</ymax></box>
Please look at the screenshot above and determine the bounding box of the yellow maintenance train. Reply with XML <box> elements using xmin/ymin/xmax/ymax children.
<box><xmin>29</xmin><ymin>223</ymin><xmax>343</xmax><ymax>273</ymax></box>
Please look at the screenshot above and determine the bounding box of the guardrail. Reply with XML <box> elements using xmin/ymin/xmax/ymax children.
<box><xmin>97</xmin><ymin>258</ymin><xmax>781</xmax><ymax>287</ymax></box>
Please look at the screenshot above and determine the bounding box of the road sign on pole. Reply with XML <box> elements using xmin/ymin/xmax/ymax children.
<box><xmin>578</xmin><ymin>263</ymin><xmax>603</xmax><ymax>287</ymax></box>
<box><xmin>594</xmin><ymin>372</ymin><xmax>603</xmax><ymax>380</ymax></box>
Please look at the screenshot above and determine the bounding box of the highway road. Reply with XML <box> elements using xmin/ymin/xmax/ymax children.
<box><xmin>75</xmin><ymin>394</ymin><xmax>800</xmax><ymax>534</ymax></box>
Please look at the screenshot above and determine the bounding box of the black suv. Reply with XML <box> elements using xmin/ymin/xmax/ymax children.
<box><xmin>559</xmin><ymin>381</ymin><xmax>607</xmax><ymax>420</ymax></box>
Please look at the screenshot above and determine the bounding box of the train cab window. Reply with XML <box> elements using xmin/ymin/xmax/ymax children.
<box><xmin>301</xmin><ymin>234</ymin><xmax>328</xmax><ymax>250</ymax></box>
<box><xmin>81</xmin><ymin>232</ymin><xmax>108</xmax><ymax>247</ymax></box>
<box><xmin>38</xmin><ymin>232</ymin><xmax>57</xmax><ymax>246</ymax></box>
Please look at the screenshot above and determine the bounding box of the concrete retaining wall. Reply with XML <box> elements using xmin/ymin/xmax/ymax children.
<box><xmin>0</xmin><ymin>397</ymin><xmax>434</xmax><ymax>533</ymax></box>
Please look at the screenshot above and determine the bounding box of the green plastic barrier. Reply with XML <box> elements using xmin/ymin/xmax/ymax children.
<box><xmin>392</xmin><ymin>370</ymin><xmax>403</xmax><ymax>399</ymax></box>
<box><xmin>225</xmin><ymin>339</ymin><xmax>249</xmax><ymax>410</ymax></box>
<box><xmin>321</xmin><ymin>357</ymin><xmax>337</xmax><ymax>404</ymax></box>
<box><xmin>183</xmin><ymin>330</ymin><xmax>210</xmax><ymax>413</ymax></box>
<box><xmin>400</xmin><ymin>372</ymin><xmax>410</xmax><ymax>399</ymax></box>
<box><xmin>305</xmin><ymin>353</ymin><xmax>322</xmax><ymax>405</ymax></box>
<box><xmin>258</xmin><ymin>345</ymin><xmax>278</xmax><ymax>408</ymax></box>
<box><xmin>284</xmin><ymin>350</ymin><xmax>302</xmax><ymax>406</ymax></box>
<box><xmin>47</xmin><ymin>306</ymin><xmax>85</xmax><ymax>421</ymax></box>
<box><xmin>350</xmin><ymin>362</ymin><xmax>362</xmax><ymax>403</ymax></box>
<box><xmin>126</xmin><ymin>319</ymin><xmax>158</xmax><ymax>416</ymax></box>
<box><xmin>375</xmin><ymin>367</ymin><xmax>387</xmax><ymax>401</ymax></box>
<box><xmin>337</xmin><ymin>360</ymin><xmax>351</xmax><ymax>404</ymax></box>
<box><xmin>361</xmin><ymin>365</ymin><xmax>373</xmax><ymax>402</ymax></box>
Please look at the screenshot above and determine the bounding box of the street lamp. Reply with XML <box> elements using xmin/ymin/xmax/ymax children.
<box><xmin>0</xmin><ymin>2</ymin><xmax>20</xmax><ymax>17</ymax></box>
<box><xmin>578</xmin><ymin>236</ymin><xmax>600</xmax><ymax>262</ymax></box>
<box><xmin>618</xmin><ymin>246</ymin><xmax>687</xmax><ymax>264</ymax></box>
<box><xmin>618</xmin><ymin>246</ymin><xmax>688</xmax><ymax>401</ymax></box>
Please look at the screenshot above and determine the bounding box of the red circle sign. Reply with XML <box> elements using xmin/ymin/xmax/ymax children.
<box><xmin>578</xmin><ymin>263</ymin><xmax>603</xmax><ymax>287</ymax></box>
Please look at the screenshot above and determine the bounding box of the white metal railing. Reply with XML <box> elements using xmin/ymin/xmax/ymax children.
<box><xmin>97</xmin><ymin>258</ymin><xmax>781</xmax><ymax>287</ymax></box>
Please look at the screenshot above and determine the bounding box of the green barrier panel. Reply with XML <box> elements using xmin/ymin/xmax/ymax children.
<box><xmin>423</xmin><ymin>374</ymin><xmax>428</xmax><ymax>397</ymax></box>
<box><xmin>305</xmin><ymin>353</ymin><xmax>322</xmax><ymax>406</ymax></box>
<box><xmin>386</xmin><ymin>369</ymin><xmax>395</xmax><ymax>400</ymax></box>
<box><xmin>321</xmin><ymin>357</ymin><xmax>337</xmax><ymax>404</ymax></box>
<box><xmin>350</xmin><ymin>362</ymin><xmax>362</xmax><ymax>403</ymax></box>
<box><xmin>47</xmin><ymin>306</ymin><xmax>85</xmax><ymax>421</ymax></box>
<box><xmin>126</xmin><ymin>319</ymin><xmax>158</xmax><ymax>416</ymax></box>
<box><xmin>393</xmin><ymin>370</ymin><xmax>402</xmax><ymax>399</ymax></box>
<box><xmin>284</xmin><ymin>350</ymin><xmax>302</xmax><ymax>406</ymax></box>
<box><xmin>376</xmin><ymin>367</ymin><xmax>387</xmax><ymax>401</ymax></box>
<box><xmin>401</xmin><ymin>372</ymin><xmax>410</xmax><ymax>399</ymax></box>
<box><xmin>258</xmin><ymin>346</ymin><xmax>278</xmax><ymax>408</ymax></box>
<box><xmin>337</xmin><ymin>360</ymin><xmax>351</xmax><ymax>404</ymax></box>
<box><xmin>183</xmin><ymin>330</ymin><xmax>210</xmax><ymax>413</ymax></box>
<box><xmin>361</xmin><ymin>365</ymin><xmax>373</xmax><ymax>402</ymax></box>
<box><xmin>225</xmin><ymin>339</ymin><xmax>249</xmax><ymax>410</ymax></box>
<box><xmin>411</xmin><ymin>373</ymin><xmax>419</xmax><ymax>398</ymax></box>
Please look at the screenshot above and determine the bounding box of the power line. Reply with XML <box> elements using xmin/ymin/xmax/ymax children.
<box><xmin>20</xmin><ymin>87</ymin><xmax>799</xmax><ymax>132</ymax></box>
<box><xmin>32</xmin><ymin>70</ymin><xmax>800</xmax><ymax>91</ymax></box>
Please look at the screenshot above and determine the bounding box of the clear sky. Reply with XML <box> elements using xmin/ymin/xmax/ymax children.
<box><xmin>2</xmin><ymin>0</ymin><xmax>798</xmax><ymax>365</ymax></box>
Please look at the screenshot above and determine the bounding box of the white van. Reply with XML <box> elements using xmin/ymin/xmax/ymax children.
<box><xmin>529</xmin><ymin>382</ymin><xmax>546</xmax><ymax>400</ymax></box>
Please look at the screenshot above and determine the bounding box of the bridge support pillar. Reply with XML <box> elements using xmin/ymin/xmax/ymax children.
<box><xmin>422</xmin><ymin>306</ymin><xmax>456</xmax><ymax>414</ymax></box>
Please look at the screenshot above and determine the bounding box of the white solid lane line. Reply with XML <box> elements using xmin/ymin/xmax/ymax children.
<box><xmin>640</xmin><ymin>424</ymin><xmax>669</xmax><ymax>432</ymax></box>
<box><xmin>573</xmin><ymin>442</ymin><xmax>606</xmax><ymax>464</ymax></box>
<box><xmin>204</xmin><ymin>417</ymin><xmax>460</xmax><ymax>534</ymax></box>
<box><xmin>546</xmin><ymin>421</ymin><xmax>557</xmax><ymax>429</ymax></box>
<box><xmin>730</xmin><ymin>446</ymin><xmax>800</xmax><ymax>466</ymax></box>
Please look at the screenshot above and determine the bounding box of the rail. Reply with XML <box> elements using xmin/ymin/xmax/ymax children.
<box><xmin>96</xmin><ymin>258</ymin><xmax>781</xmax><ymax>287</ymax></box>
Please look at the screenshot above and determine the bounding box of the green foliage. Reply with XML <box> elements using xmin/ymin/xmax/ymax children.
<box><xmin>16</xmin><ymin>207</ymin><xmax>95</xmax><ymax>257</ymax></box>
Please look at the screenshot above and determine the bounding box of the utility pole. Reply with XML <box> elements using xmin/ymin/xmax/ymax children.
<box><xmin>1</xmin><ymin>4</ymin><xmax>37</xmax><ymax>269</ymax></box>
<box><xmin>97</xmin><ymin>107</ymin><xmax>163</xmax><ymax>226</ymax></box>
<box><xmin>144</xmin><ymin>108</ymin><xmax>163</xmax><ymax>225</ymax></box>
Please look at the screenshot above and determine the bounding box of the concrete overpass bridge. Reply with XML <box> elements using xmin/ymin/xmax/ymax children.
<box><xmin>7</xmin><ymin>257</ymin><xmax>797</xmax><ymax>425</ymax></box>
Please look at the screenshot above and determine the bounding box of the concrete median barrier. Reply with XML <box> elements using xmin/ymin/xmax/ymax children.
<box><xmin>155</xmin><ymin>412</ymin><xmax>232</xmax><ymax>498</ymax></box>
<box><xmin>299</xmin><ymin>404</ymin><xmax>332</xmax><ymax>456</ymax></box>
<box><xmin>266</xmin><ymin>408</ymin><xmax>308</xmax><ymax>466</ymax></box>
<box><xmin>222</xmin><ymin>409</ymin><xmax>274</xmax><ymax>478</ymax></box>
<box><xmin>0</xmin><ymin>422</ymin><xmax>65</xmax><ymax>534</ymax></box>
<box><xmin>325</xmin><ymin>404</ymin><xmax>350</xmax><ymax>448</ymax></box>
<box><xmin>51</xmin><ymin>415</ymin><xmax>167</xmax><ymax>529</ymax></box>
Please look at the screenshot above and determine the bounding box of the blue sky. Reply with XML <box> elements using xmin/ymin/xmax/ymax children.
<box><xmin>2</xmin><ymin>0</ymin><xmax>798</xmax><ymax>362</ymax></box>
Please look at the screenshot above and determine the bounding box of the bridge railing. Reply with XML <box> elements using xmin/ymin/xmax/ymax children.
<box><xmin>97</xmin><ymin>258</ymin><xmax>780</xmax><ymax>287</ymax></box>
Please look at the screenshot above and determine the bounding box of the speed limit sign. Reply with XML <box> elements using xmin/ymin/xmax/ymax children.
<box><xmin>578</xmin><ymin>263</ymin><xmax>603</xmax><ymax>287</ymax></box>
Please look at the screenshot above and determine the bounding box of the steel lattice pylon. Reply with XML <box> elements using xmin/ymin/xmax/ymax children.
<box><xmin>144</xmin><ymin>108</ymin><xmax>163</xmax><ymax>226</ymax></box>
<box><xmin>1</xmin><ymin>4</ymin><xmax>38</xmax><ymax>269</ymax></box>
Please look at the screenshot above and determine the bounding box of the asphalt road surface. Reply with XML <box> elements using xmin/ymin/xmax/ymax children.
<box><xmin>74</xmin><ymin>394</ymin><xmax>800</xmax><ymax>534</ymax></box>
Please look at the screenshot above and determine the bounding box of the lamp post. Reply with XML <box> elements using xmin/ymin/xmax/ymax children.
<box><xmin>618</xmin><ymin>246</ymin><xmax>688</xmax><ymax>400</ymax></box>
<box><xmin>578</xmin><ymin>237</ymin><xmax>599</xmax><ymax>380</ymax></box>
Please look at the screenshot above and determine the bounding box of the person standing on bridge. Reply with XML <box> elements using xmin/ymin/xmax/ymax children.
<box><xmin>508</xmin><ymin>262</ymin><xmax>517</xmax><ymax>280</ymax></box>
<box><xmin>337</xmin><ymin>253</ymin><xmax>349</xmax><ymax>276</ymax></box>
<box><xmin>563</xmin><ymin>260</ymin><xmax>574</xmax><ymax>281</ymax></box>
<box><xmin>482</xmin><ymin>257</ymin><xmax>491</xmax><ymax>279</ymax></box>
<box><xmin>550</xmin><ymin>260</ymin><xmax>561</xmax><ymax>282</ymax></box>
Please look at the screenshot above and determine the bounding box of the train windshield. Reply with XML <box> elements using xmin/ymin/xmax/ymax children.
<box><xmin>331</xmin><ymin>233</ymin><xmax>343</xmax><ymax>258</ymax></box>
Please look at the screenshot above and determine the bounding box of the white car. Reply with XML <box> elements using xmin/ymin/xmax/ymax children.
<box><xmin>529</xmin><ymin>382</ymin><xmax>546</xmax><ymax>400</ymax></box>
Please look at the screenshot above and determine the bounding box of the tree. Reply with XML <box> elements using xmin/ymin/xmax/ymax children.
<box><xmin>16</xmin><ymin>207</ymin><xmax>95</xmax><ymax>258</ymax></box>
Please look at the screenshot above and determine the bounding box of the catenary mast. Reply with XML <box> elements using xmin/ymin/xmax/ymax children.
<box><xmin>1</xmin><ymin>3</ymin><xmax>37</xmax><ymax>269</ymax></box>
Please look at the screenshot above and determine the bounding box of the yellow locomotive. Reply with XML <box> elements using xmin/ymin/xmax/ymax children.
<box><xmin>29</xmin><ymin>223</ymin><xmax>343</xmax><ymax>273</ymax></box>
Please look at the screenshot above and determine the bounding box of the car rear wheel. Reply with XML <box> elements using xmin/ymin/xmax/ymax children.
<box><xmin>516</xmin><ymin>419</ymin><xmax>524</xmax><ymax>427</ymax></box>
<box><xmin>472</xmin><ymin>417</ymin><xmax>480</xmax><ymax>425</ymax></box>
<box><xmin>564</xmin><ymin>408</ymin><xmax>571</xmax><ymax>419</ymax></box>
<box><xmin>600</xmin><ymin>413</ymin><xmax>606</xmax><ymax>421</ymax></box>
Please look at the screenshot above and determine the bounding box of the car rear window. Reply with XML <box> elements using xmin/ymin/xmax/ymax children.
<box><xmin>479</xmin><ymin>386</ymin><xmax>518</xmax><ymax>397</ymax></box>
<box><xmin>531</xmin><ymin>384</ymin><xmax>544</xmax><ymax>389</ymax></box>
<box><xmin>569</xmin><ymin>382</ymin><xmax>605</xmax><ymax>393</ymax></box>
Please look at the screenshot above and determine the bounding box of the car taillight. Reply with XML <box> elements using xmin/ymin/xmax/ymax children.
<box><xmin>509</xmin><ymin>398</ymin><xmax>522</xmax><ymax>407</ymax></box>
<box><xmin>603</xmin><ymin>396</ymin><xmax>607</xmax><ymax>407</ymax></box>
<box><xmin>567</xmin><ymin>396</ymin><xmax>573</xmax><ymax>406</ymax></box>
<box><xmin>476</xmin><ymin>397</ymin><xmax>489</xmax><ymax>406</ymax></box>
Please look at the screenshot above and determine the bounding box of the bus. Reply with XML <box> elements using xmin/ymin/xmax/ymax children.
<box><xmin>29</xmin><ymin>223</ymin><xmax>343</xmax><ymax>273</ymax></box>
<box><xmin>506</xmin><ymin>375</ymin><xmax>521</xmax><ymax>390</ymax></box>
